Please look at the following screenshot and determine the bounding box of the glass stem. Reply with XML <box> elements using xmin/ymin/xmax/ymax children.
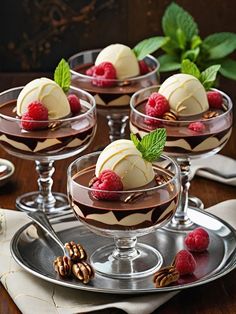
<box><xmin>35</xmin><ymin>160</ymin><xmax>56</xmax><ymax>211</ymax></box>
<box><xmin>106</xmin><ymin>114</ymin><xmax>129</xmax><ymax>142</ymax></box>
<box><xmin>172</xmin><ymin>156</ymin><xmax>193</xmax><ymax>227</ymax></box>
<box><xmin>112</xmin><ymin>237</ymin><xmax>139</xmax><ymax>260</ymax></box>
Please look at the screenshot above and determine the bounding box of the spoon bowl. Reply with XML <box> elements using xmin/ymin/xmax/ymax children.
<box><xmin>0</xmin><ymin>159</ymin><xmax>15</xmax><ymax>187</ymax></box>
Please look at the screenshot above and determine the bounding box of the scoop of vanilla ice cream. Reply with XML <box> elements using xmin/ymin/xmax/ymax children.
<box><xmin>17</xmin><ymin>78</ymin><xmax>71</xmax><ymax>119</ymax></box>
<box><xmin>95</xmin><ymin>139</ymin><xmax>154</xmax><ymax>190</ymax></box>
<box><xmin>95</xmin><ymin>44</ymin><xmax>140</xmax><ymax>80</ymax></box>
<box><xmin>159</xmin><ymin>74</ymin><xmax>209</xmax><ymax>117</ymax></box>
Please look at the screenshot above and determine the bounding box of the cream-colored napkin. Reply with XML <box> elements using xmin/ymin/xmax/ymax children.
<box><xmin>1</xmin><ymin>200</ymin><xmax>236</xmax><ymax>314</ymax></box>
<box><xmin>191</xmin><ymin>154</ymin><xmax>236</xmax><ymax>186</ymax></box>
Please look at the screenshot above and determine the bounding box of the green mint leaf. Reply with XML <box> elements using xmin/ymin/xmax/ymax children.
<box><xmin>203</xmin><ymin>32</ymin><xmax>236</xmax><ymax>60</ymax></box>
<box><xmin>219</xmin><ymin>58</ymin><xmax>236</xmax><ymax>80</ymax></box>
<box><xmin>182</xmin><ymin>47</ymin><xmax>200</xmax><ymax>62</ymax></box>
<box><xmin>162</xmin><ymin>2</ymin><xmax>198</xmax><ymax>43</ymax></box>
<box><xmin>131</xmin><ymin>129</ymin><xmax>166</xmax><ymax>162</ymax></box>
<box><xmin>158</xmin><ymin>54</ymin><xmax>181</xmax><ymax>72</ymax></box>
<box><xmin>191</xmin><ymin>35</ymin><xmax>202</xmax><ymax>49</ymax></box>
<box><xmin>200</xmin><ymin>64</ymin><xmax>221</xmax><ymax>89</ymax></box>
<box><xmin>161</xmin><ymin>39</ymin><xmax>179</xmax><ymax>56</ymax></box>
<box><xmin>130</xmin><ymin>133</ymin><xmax>141</xmax><ymax>148</ymax></box>
<box><xmin>181</xmin><ymin>59</ymin><xmax>200</xmax><ymax>78</ymax></box>
<box><xmin>176</xmin><ymin>28</ymin><xmax>186</xmax><ymax>50</ymax></box>
<box><xmin>133</xmin><ymin>36</ymin><xmax>169</xmax><ymax>60</ymax></box>
<box><xmin>54</xmin><ymin>58</ymin><xmax>71</xmax><ymax>93</ymax></box>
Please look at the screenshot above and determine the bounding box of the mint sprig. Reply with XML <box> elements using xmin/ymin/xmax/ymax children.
<box><xmin>54</xmin><ymin>59</ymin><xmax>71</xmax><ymax>93</ymax></box>
<box><xmin>133</xmin><ymin>2</ymin><xmax>236</xmax><ymax>82</ymax></box>
<box><xmin>131</xmin><ymin>129</ymin><xmax>166</xmax><ymax>162</ymax></box>
<box><xmin>181</xmin><ymin>59</ymin><xmax>220</xmax><ymax>90</ymax></box>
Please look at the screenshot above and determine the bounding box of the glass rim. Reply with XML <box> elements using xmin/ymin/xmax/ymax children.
<box><xmin>130</xmin><ymin>85</ymin><xmax>233</xmax><ymax>124</ymax></box>
<box><xmin>68</xmin><ymin>48</ymin><xmax>160</xmax><ymax>82</ymax></box>
<box><xmin>67</xmin><ymin>151</ymin><xmax>180</xmax><ymax>194</ymax></box>
<box><xmin>0</xmin><ymin>85</ymin><xmax>96</xmax><ymax>122</ymax></box>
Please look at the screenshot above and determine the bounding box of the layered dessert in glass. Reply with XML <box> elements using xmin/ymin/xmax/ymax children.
<box><xmin>0</xmin><ymin>60</ymin><xmax>97</xmax><ymax>213</ymax></box>
<box><xmin>68</xmin><ymin>129</ymin><xmax>180</xmax><ymax>278</ymax></box>
<box><xmin>130</xmin><ymin>73</ymin><xmax>233</xmax><ymax>229</ymax></box>
<box><xmin>68</xmin><ymin>44</ymin><xmax>159</xmax><ymax>141</ymax></box>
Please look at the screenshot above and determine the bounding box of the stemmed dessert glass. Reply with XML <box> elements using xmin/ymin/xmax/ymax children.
<box><xmin>68</xmin><ymin>49</ymin><xmax>159</xmax><ymax>142</ymax></box>
<box><xmin>67</xmin><ymin>151</ymin><xmax>180</xmax><ymax>278</ymax></box>
<box><xmin>0</xmin><ymin>86</ymin><xmax>96</xmax><ymax>214</ymax></box>
<box><xmin>130</xmin><ymin>85</ymin><xmax>233</xmax><ymax>230</ymax></box>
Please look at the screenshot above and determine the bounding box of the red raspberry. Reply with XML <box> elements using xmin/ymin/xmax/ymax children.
<box><xmin>188</xmin><ymin>121</ymin><xmax>205</xmax><ymax>132</ymax></box>
<box><xmin>185</xmin><ymin>227</ymin><xmax>210</xmax><ymax>252</ymax></box>
<box><xmin>91</xmin><ymin>170</ymin><xmax>123</xmax><ymax>200</ymax></box>
<box><xmin>91</xmin><ymin>62</ymin><xmax>117</xmax><ymax>87</ymax></box>
<box><xmin>21</xmin><ymin>101</ymin><xmax>48</xmax><ymax>130</ymax></box>
<box><xmin>145</xmin><ymin>92</ymin><xmax>169</xmax><ymax>118</ymax></box>
<box><xmin>207</xmin><ymin>91</ymin><xmax>223</xmax><ymax>109</ymax></box>
<box><xmin>174</xmin><ymin>250</ymin><xmax>196</xmax><ymax>276</ymax></box>
<box><xmin>21</xmin><ymin>113</ymin><xmax>43</xmax><ymax>131</ymax></box>
<box><xmin>139</xmin><ymin>60</ymin><xmax>149</xmax><ymax>75</ymax></box>
<box><xmin>27</xmin><ymin>101</ymin><xmax>48</xmax><ymax>121</ymax></box>
<box><xmin>86</xmin><ymin>65</ymin><xmax>96</xmax><ymax>76</ymax></box>
<box><xmin>67</xmin><ymin>94</ymin><xmax>81</xmax><ymax>114</ymax></box>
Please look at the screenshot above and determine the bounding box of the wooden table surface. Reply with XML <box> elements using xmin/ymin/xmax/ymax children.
<box><xmin>0</xmin><ymin>73</ymin><xmax>236</xmax><ymax>314</ymax></box>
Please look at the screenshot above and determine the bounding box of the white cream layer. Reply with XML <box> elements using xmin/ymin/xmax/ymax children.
<box><xmin>0</xmin><ymin>133</ymin><xmax>92</xmax><ymax>153</ymax></box>
<box><xmin>94</xmin><ymin>94</ymin><xmax>130</xmax><ymax>107</ymax></box>
<box><xmin>129</xmin><ymin>123</ymin><xmax>232</xmax><ymax>153</ymax></box>
<box><xmin>73</xmin><ymin>200</ymin><xmax>176</xmax><ymax>227</ymax></box>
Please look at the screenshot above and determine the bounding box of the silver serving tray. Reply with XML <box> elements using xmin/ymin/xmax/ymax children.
<box><xmin>11</xmin><ymin>207</ymin><xmax>236</xmax><ymax>294</ymax></box>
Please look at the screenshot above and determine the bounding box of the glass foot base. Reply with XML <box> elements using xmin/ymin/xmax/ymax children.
<box><xmin>189</xmin><ymin>196</ymin><xmax>204</xmax><ymax>209</ymax></box>
<box><xmin>90</xmin><ymin>243</ymin><xmax>163</xmax><ymax>279</ymax></box>
<box><xmin>163</xmin><ymin>213</ymin><xmax>198</xmax><ymax>232</ymax></box>
<box><xmin>16</xmin><ymin>191</ymin><xmax>70</xmax><ymax>214</ymax></box>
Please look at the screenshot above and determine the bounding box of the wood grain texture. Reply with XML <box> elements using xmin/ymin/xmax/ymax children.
<box><xmin>0</xmin><ymin>72</ymin><xmax>236</xmax><ymax>314</ymax></box>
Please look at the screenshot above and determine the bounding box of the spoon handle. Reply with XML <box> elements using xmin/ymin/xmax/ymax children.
<box><xmin>27</xmin><ymin>211</ymin><xmax>66</xmax><ymax>255</ymax></box>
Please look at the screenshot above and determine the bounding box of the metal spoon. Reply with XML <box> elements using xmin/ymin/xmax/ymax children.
<box><xmin>27</xmin><ymin>211</ymin><xmax>68</xmax><ymax>256</ymax></box>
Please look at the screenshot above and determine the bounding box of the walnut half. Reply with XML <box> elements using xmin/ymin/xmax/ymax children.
<box><xmin>153</xmin><ymin>265</ymin><xmax>179</xmax><ymax>288</ymax></box>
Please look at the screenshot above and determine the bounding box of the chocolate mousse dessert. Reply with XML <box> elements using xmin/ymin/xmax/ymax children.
<box><xmin>69</xmin><ymin>44</ymin><xmax>159</xmax><ymax>110</ymax></box>
<box><xmin>68</xmin><ymin>129</ymin><xmax>180</xmax><ymax>234</ymax></box>
<box><xmin>130</xmin><ymin>73</ymin><xmax>233</xmax><ymax>157</ymax></box>
<box><xmin>0</xmin><ymin>59</ymin><xmax>96</xmax><ymax>159</ymax></box>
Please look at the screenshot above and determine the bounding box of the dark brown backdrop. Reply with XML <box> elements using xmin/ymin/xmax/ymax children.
<box><xmin>1</xmin><ymin>0</ymin><xmax>236</xmax><ymax>72</ymax></box>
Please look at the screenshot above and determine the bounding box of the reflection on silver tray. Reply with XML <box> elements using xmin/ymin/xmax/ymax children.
<box><xmin>10</xmin><ymin>207</ymin><xmax>236</xmax><ymax>294</ymax></box>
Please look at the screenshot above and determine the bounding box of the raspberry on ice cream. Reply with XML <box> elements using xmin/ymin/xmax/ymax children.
<box><xmin>173</xmin><ymin>249</ymin><xmax>196</xmax><ymax>276</ymax></box>
<box><xmin>27</xmin><ymin>101</ymin><xmax>48</xmax><ymax>120</ymax></box>
<box><xmin>67</xmin><ymin>94</ymin><xmax>81</xmax><ymax>114</ymax></box>
<box><xmin>91</xmin><ymin>170</ymin><xmax>123</xmax><ymax>200</ymax></box>
<box><xmin>145</xmin><ymin>92</ymin><xmax>170</xmax><ymax>118</ymax></box>
<box><xmin>21</xmin><ymin>102</ymin><xmax>49</xmax><ymax>131</ymax></box>
<box><xmin>185</xmin><ymin>227</ymin><xmax>210</xmax><ymax>252</ymax></box>
<box><xmin>207</xmin><ymin>91</ymin><xmax>223</xmax><ymax>109</ymax></box>
<box><xmin>91</xmin><ymin>62</ymin><xmax>117</xmax><ymax>87</ymax></box>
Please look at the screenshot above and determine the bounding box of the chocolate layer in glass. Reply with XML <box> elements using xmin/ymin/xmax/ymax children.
<box><xmin>0</xmin><ymin>100</ymin><xmax>96</xmax><ymax>158</ymax></box>
<box><xmin>130</xmin><ymin>97</ymin><xmax>232</xmax><ymax>157</ymax></box>
<box><xmin>69</xmin><ymin>165</ymin><xmax>179</xmax><ymax>231</ymax></box>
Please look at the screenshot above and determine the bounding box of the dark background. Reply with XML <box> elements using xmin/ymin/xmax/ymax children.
<box><xmin>0</xmin><ymin>0</ymin><xmax>236</xmax><ymax>104</ymax></box>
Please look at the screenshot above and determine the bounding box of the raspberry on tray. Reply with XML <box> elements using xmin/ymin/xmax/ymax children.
<box><xmin>185</xmin><ymin>227</ymin><xmax>210</xmax><ymax>252</ymax></box>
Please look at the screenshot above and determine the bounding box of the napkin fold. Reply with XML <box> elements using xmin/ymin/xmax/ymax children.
<box><xmin>1</xmin><ymin>199</ymin><xmax>236</xmax><ymax>314</ymax></box>
<box><xmin>191</xmin><ymin>154</ymin><xmax>236</xmax><ymax>186</ymax></box>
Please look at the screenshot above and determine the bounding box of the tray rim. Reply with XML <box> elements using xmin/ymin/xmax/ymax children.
<box><xmin>10</xmin><ymin>207</ymin><xmax>236</xmax><ymax>294</ymax></box>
